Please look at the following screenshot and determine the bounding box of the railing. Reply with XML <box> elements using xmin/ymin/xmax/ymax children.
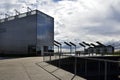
<box><xmin>0</xmin><ymin>10</ymin><xmax>37</xmax><ymax>23</ymax></box>
<box><xmin>43</xmin><ymin>52</ymin><xmax>120</xmax><ymax>80</ymax></box>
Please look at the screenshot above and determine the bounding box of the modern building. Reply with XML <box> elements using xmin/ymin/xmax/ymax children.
<box><xmin>0</xmin><ymin>10</ymin><xmax>54</xmax><ymax>56</ymax></box>
<box><xmin>86</xmin><ymin>45</ymin><xmax>114</xmax><ymax>54</ymax></box>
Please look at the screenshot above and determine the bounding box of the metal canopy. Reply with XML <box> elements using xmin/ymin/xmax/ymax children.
<box><xmin>54</xmin><ymin>40</ymin><xmax>61</xmax><ymax>45</ymax></box>
<box><xmin>82</xmin><ymin>42</ymin><xmax>90</xmax><ymax>46</ymax></box>
<box><xmin>69</xmin><ymin>42</ymin><xmax>76</xmax><ymax>46</ymax></box>
<box><xmin>54</xmin><ymin>43</ymin><xmax>59</xmax><ymax>47</ymax></box>
<box><xmin>64</xmin><ymin>42</ymin><xmax>71</xmax><ymax>46</ymax></box>
<box><xmin>96</xmin><ymin>41</ymin><xmax>105</xmax><ymax>46</ymax></box>
<box><xmin>90</xmin><ymin>43</ymin><xmax>96</xmax><ymax>47</ymax></box>
<box><xmin>79</xmin><ymin>43</ymin><xmax>86</xmax><ymax>47</ymax></box>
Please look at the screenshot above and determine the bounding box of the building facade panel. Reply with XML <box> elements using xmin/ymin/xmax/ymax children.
<box><xmin>37</xmin><ymin>11</ymin><xmax>54</xmax><ymax>55</ymax></box>
<box><xmin>0</xmin><ymin>14</ymin><xmax>37</xmax><ymax>54</ymax></box>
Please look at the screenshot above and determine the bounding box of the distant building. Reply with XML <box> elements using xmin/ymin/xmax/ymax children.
<box><xmin>0</xmin><ymin>10</ymin><xmax>54</xmax><ymax>56</ymax></box>
<box><xmin>86</xmin><ymin>45</ymin><xmax>114</xmax><ymax>54</ymax></box>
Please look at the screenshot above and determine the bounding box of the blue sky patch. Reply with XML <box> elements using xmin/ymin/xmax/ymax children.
<box><xmin>52</xmin><ymin>0</ymin><xmax>62</xmax><ymax>2</ymax></box>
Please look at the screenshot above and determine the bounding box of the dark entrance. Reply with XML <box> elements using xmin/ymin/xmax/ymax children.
<box><xmin>28</xmin><ymin>45</ymin><xmax>36</xmax><ymax>55</ymax></box>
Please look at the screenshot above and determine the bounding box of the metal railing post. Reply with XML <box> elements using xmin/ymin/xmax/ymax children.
<box><xmin>59</xmin><ymin>47</ymin><xmax>60</xmax><ymax>68</ymax></box>
<box><xmin>104</xmin><ymin>61</ymin><xmax>107</xmax><ymax>80</ymax></box>
<box><xmin>74</xmin><ymin>46</ymin><xmax>77</xmax><ymax>76</ymax></box>
<box><xmin>50</xmin><ymin>52</ymin><xmax>51</xmax><ymax>61</ymax></box>
<box><xmin>60</xmin><ymin>45</ymin><xmax>62</xmax><ymax>58</ymax></box>
<box><xmin>85</xmin><ymin>59</ymin><xmax>87</xmax><ymax>76</ymax></box>
<box><xmin>43</xmin><ymin>52</ymin><xmax>45</xmax><ymax>62</ymax></box>
<box><xmin>98</xmin><ymin>61</ymin><xmax>101</xmax><ymax>80</ymax></box>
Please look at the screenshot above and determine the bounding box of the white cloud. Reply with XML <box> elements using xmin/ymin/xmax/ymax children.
<box><xmin>0</xmin><ymin>0</ymin><xmax>37</xmax><ymax>17</ymax></box>
<box><xmin>37</xmin><ymin>0</ymin><xmax>120</xmax><ymax>44</ymax></box>
<box><xmin>0</xmin><ymin>0</ymin><xmax>120</xmax><ymax>48</ymax></box>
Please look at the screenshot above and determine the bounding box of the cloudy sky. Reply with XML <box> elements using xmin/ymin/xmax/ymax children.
<box><xmin>0</xmin><ymin>0</ymin><xmax>120</xmax><ymax>50</ymax></box>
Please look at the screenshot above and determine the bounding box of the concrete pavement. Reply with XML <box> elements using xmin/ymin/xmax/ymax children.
<box><xmin>0</xmin><ymin>57</ymin><xmax>86</xmax><ymax>80</ymax></box>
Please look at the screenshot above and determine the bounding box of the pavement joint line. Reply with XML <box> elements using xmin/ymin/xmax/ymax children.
<box><xmin>39</xmin><ymin>64</ymin><xmax>60</xmax><ymax>73</ymax></box>
<box><xmin>51</xmin><ymin>68</ymin><xmax>60</xmax><ymax>73</ymax></box>
<box><xmin>36</xmin><ymin>61</ymin><xmax>44</xmax><ymax>64</ymax></box>
<box><xmin>71</xmin><ymin>75</ymin><xmax>76</xmax><ymax>80</ymax></box>
<box><xmin>35</xmin><ymin>62</ymin><xmax>61</xmax><ymax>80</ymax></box>
<box><xmin>37</xmin><ymin>63</ymin><xmax>59</xmax><ymax>73</ymax></box>
<box><xmin>38</xmin><ymin>62</ymin><xmax>50</xmax><ymax>67</ymax></box>
<box><xmin>21</xmin><ymin>63</ymin><xmax>32</xmax><ymax>80</ymax></box>
<box><xmin>42</xmin><ymin>64</ymin><xmax>51</xmax><ymax>67</ymax></box>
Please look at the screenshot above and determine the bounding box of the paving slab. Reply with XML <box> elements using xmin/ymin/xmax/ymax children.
<box><xmin>37</xmin><ymin>62</ymin><xmax>50</xmax><ymax>67</ymax></box>
<box><xmin>43</xmin><ymin>65</ymin><xmax>58</xmax><ymax>73</ymax></box>
<box><xmin>73</xmin><ymin>75</ymin><xmax>86</xmax><ymax>80</ymax></box>
<box><xmin>52</xmin><ymin>69</ymin><xmax>74</xmax><ymax>80</ymax></box>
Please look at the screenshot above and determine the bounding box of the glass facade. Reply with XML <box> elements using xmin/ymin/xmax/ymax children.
<box><xmin>0</xmin><ymin>10</ymin><xmax>54</xmax><ymax>55</ymax></box>
<box><xmin>37</xmin><ymin>11</ymin><xmax>54</xmax><ymax>55</ymax></box>
<box><xmin>0</xmin><ymin>14</ymin><xmax>37</xmax><ymax>54</ymax></box>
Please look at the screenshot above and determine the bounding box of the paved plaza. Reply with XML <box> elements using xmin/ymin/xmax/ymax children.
<box><xmin>0</xmin><ymin>57</ymin><xmax>86</xmax><ymax>80</ymax></box>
